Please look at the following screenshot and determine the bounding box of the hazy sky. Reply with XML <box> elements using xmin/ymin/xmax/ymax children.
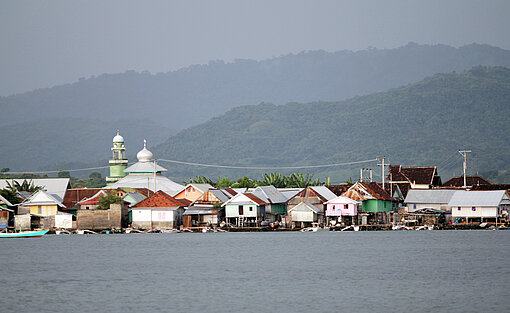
<box><xmin>1</xmin><ymin>0</ymin><xmax>510</xmax><ymax>96</ymax></box>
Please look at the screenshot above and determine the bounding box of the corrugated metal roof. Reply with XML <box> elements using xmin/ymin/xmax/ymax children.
<box><xmin>209</xmin><ymin>189</ymin><xmax>229</xmax><ymax>203</ymax></box>
<box><xmin>0</xmin><ymin>194</ymin><xmax>14</xmax><ymax>207</ymax></box>
<box><xmin>309</xmin><ymin>186</ymin><xmax>337</xmax><ymax>201</ymax></box>
<box><xmin>448</xmin><ymin>190</ymin><xmax>508</xmax><ymax>207</ymax></box>
<box><xmin>0</xmin><ymin>178</ymin><xmax>70</xmax><ymax>200</ymax></box>
<box><xmin>405</xmin><ymin>189</ymin><xmax>457</xmax><ymax>204</ymax></box>
<box><xmin>124</xmin><ymin>161</ymin><xmax>167</xmax><ymax>173</ymax></box>
<box><xmin>105</xmin><ymin>174</ymin><xmax>183</xmax><ymax>196</ymax></box>
<box><xmin>250</xmin><ymin>186</ymin><xmax>288</xmax><ymax>204</ymax></box>
<box><xmin>22</xmin><ymin>189</ymin><xmax>66</xmax><ymax>208</ymax></box>
<box><xmin>288</xmin><ymin>202</ymin><xmax>321</xmax><ymax>213</ymax></box>
<box><xmin>280</xmin><ymin>189</ymin><xmax>303</xmax><ymax>201</ymax></box>
<box><xmin>325</xmin><ymin>195</ymin><xmax>359</xmax><ymax>205</ymax></box>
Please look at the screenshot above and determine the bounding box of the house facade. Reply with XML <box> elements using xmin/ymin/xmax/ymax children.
<box><xmin>325</xmin><ymin>195</ymin><xmax>359</xmax><ymax>224</ymax></box>
<box><xmin>343</xmin><ymin>182</ymin><xmax>393</xmax><ymax>213</ymax></box>
<box><xmin>288</xmin><ymin>202</ymin><xmax>321</xmax><ymax>227</ymax></box>
<box><xmin>404</xmin><ymin>189</ymin><xmax>457</xmax><ymax>213</ymax></box>
<box><xmin>223</xmin><ymin>193</ymin><xmax>267</xmax><ymax>227</ymax></box>
<box><xmin>131</xmin><ymin>190</ymin><xmax>187</xmax><ymax>229</ymax></box>
<box><xmin>449</xmin><ymin>190</ymin><xmax>510</xmax><ymax>222</ymax></box>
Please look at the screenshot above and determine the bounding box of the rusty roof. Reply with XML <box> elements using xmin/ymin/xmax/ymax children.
<box><xmin>342</xmin><ymin>182</ymin><xmax>393</xmax><ymax>201</ymax></box>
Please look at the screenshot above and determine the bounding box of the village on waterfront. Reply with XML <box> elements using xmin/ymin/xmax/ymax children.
<box><xmin>1</xmin><ymin>131</ymin><xmax>509</xmax><ymax>234</ymax></box>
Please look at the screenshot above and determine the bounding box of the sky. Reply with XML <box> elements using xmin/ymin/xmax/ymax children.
<box><xmin>1</xmin><ymin>0</ymin><xmax>510</xmax><ymax>96</ymax></box>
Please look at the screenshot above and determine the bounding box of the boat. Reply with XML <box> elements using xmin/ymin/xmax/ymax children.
<box><xmin>0</xmin><ymin>229</ymin><xmax>49</xmax><ymax>238</ymax></box>
<box><xmin>56</xmin><ymin>230</ymin><xmax>72</xmax><ymax>235</ymax></box>
<box><xmin>340</xmin><ymin>225</ymin><xmax>360</xmax><ymax>231</ymax></box>
<box><xmin>77</xmin><ymin>229</ymin><xmax>97</xmax><ymax>235</ymax></box>
<box><xmin>392</xmin><ymin>225</ymin><xmax>412</xmax><ymax>231</ymax></box>
<box><xmin>125</xmin><ymin>228</ymin><xmax>144</xmax><ymax>234</ymax></box>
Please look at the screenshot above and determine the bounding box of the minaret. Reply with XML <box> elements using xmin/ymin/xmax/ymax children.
<box><xmin>106</xmin><ymin>130</ymin><xmax>128</xmax><ymax>184</ymax></box>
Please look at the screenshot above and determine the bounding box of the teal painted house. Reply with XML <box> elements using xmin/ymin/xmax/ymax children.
<box><xmin>342</xmin><ymin>182</ymin><xmax>393</xmax><ymax>213</ymax></box>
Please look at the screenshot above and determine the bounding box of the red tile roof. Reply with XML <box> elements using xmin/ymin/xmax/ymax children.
<box><xmin>443</xmin><ymin>175</ymin><xmax>492</xmax><ymax>187</ymax></box>
<box><xmin>388</xmin><ymin>165</ymin><xmax>439</xmax><ymax>185</ymax></box>
<box><xmin>62</xmin><ymin>188</ymin><xmax>105</xmax><ymax>209</ymax></box>
<box><xmin>132</xmin><ymin>190</ymin><xmax>189</xmax><ymax>208</ymax></box>
<box><xmin>326</xmin><ymin>184</ymin><xmax>353</xmax><ymax>196</ymax></box>
<box><xmin>243</xmin><ymin>193</ymin><xmax>268</xmax><ymax>205</ymax></box>
<box><xmin>77</xmin><ymin>190</ymin><xmax>108</xmax><ymax>206</ymax></box>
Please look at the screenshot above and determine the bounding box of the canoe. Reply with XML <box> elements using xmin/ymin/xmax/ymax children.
<box><xmin>0</xmin><ymin>229</ymin><xmax>49</xmax><ymax>238</ymax></box>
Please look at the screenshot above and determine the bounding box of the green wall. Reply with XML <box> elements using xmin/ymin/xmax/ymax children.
<box><xmin>362</xmin><ymin>199</ymin><xmax>392</xmax><ymax>213</ymax></box>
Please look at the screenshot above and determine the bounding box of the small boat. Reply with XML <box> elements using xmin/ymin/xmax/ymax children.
<box><xmin>77</xmin><ymin>229</ymin><xmax>97</xmax><ymax>235</ymax></box>
<box><xmin>125</xmin><ymin>228</ymin><xmax>144</xmax><ymax>234</ymax></box>
<box><xmin>56</xmin><ymin>230</ymin><xmax>72</xmax><ymax>235</ymax></box>
<box><xmin>392</xmin><ymin>225</ymin><xmax>412</xmax><ymax>231</ymax></box>
<box><xmin>340</xmin><ymin>225</ymin><xmax>360</xmax><ymax>232</ymax></box>
<box><xmin>415</xmin><ymin>225</ymin><xmax>434</xmax><ymax>231</ymax></box>
<box><xmin>0</xmin><ymin>229</ymin><xmax>49</xmax><ymax>238</ymax></box>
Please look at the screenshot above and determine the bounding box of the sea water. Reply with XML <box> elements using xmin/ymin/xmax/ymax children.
<box><xmin>1</xmin><ymin>231</ymin><xmax>509</xmax><ymax>313</ymax></box>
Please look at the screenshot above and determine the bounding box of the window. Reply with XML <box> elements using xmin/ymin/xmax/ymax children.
<box><xmin>458</xmin><ymin>207</ymin><xmax>461</xmax><ymax>211</ymax></box>
<box><xmin>249</xmin><ymin>207</ymin><xmax>253</xmax><ymax>212</ymax></box>
<box><xmin>472</xmin><ymin>207</ymin><xmax>476</xmax><ymax>211</ymax></box>
<box><xmin>37</xmin><ymin>206</ymin><xmax>42</xmax><ymax>214</ymax></box>
<box><xmin>238</xmin><ymin>205</ymin><xmax>244</xmax><ymax>215</ymax></box>
<box><xmin>344</xmin><ymin>204</ymin><xmax>348</xmax><ymax>210</ymax></box>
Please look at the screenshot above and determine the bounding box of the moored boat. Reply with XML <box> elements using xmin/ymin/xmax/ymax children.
<box><xmin>0</xmin><ymin>229</ymin><xmax>49</xmax><ymax>238</ymax></box>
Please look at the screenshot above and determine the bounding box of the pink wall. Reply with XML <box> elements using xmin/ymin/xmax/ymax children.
<box><xmin>326</xmin><ymin>203</ymin><xmax>357</xmax><ymax>216</ymax></box>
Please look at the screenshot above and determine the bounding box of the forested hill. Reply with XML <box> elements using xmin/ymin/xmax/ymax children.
<box><xmin>152</xmin><ymin>67</ymin><xmax>510</xmax><ymax>182</ymax></box>
<box><xmin>0</xmin><ymin>118</ymin><xmax>172</xmax><ymax>171</ymax></box>
<box><xmin>2</xmin><ymin>43</ymin><xmax>510</xmax><ymax>132</ymax></box>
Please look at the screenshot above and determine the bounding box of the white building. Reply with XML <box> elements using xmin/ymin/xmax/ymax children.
<box><xmin>449</xmin><ymin>190</ymin><xmax>510</xmax><ymax>222</ymax></box>
<box><xmin>405</xmin><ymin>189</ymin><xmax>457</xmax><ymax>213</ymax></box>
<box><xmin>105</xmin><ymin>140</ymin><xmax>183</xmax><ymax>196</ymax></box>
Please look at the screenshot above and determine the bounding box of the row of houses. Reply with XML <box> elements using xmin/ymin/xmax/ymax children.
<box><xmin>2</xmin><ymin>146</ymin><xmax>509</xmax><ymax>230</ymax></box>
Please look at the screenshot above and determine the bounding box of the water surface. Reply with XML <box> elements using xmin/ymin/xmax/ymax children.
<box><xmin>1</xmin><ymin>231</ymin><xmax>509</xmax><ymax>312</ymax></box>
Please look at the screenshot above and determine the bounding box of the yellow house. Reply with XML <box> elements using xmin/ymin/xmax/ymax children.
<box><xmin>22</xmin><ymin>190</ymin><xmax>66</xmax><ymax>216</ymax></box>
<box><xmin>174</xmin><ymin>184</ymin><xmax>213</xmax><ymax>202</ymax></box>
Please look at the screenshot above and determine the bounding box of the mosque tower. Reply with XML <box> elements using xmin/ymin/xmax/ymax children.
<box><xmin>106</xmin><ymin>130</ymin><xmax>128</xmax><ymax>184</ymax></box>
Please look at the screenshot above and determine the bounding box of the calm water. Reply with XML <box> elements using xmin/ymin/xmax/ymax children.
<box><xmin>1</xmin><ymin>231</ymin><xmax>509</xmax><ymax>313</ymax></box>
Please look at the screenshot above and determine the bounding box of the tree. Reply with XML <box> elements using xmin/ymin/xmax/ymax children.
<box><xmin>286</xmin><ymin>172</ymin><xmax>322</xmax><ymax>188</ymax></box>
<box><xmin>261</xmin><ymin>172</ymin><xmax>286</xmax><ymax>188</ymax></box>
<box><xmin>215</xmin><ymin>176</ymin><xmax>235</xmax><ymax>188</ymax></box>
<box><xmin>0</xmin><ymin>189</ymin><xmax>20</xmax><ymax>205</ymax></box>
<box><xmin>185</xmin><ymin>175</ymin><xmax>215</xmax><ymax>186</ymax></box>
<box><xmin>97</xmin><ymin>191</ymin><xmax>123</xmax><ymax>210</ymax></box>
<box><xmin>6</xmin><ymin>179</ymin><xmax>41</xmax><ymax>192</ymax></box>
<box><xmin>58</xmin><ymin>170</ymin><xmax>71</xmax><ymax>178</ymax></box>
<box><xmin>0</xmin><ymin>168</ymin><xmax>10</xmax><ymax>173</ymax></box>
<box><xmin>233</xmin><ymin>176</ymin><xmax>257</xmax><ymax>188</ymax></box>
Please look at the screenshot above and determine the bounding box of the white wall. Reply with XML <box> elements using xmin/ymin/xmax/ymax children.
<box><xmin>451</xmin><ymin>206</ymin><xmax>498</xmax><ymax>218</ymax></box>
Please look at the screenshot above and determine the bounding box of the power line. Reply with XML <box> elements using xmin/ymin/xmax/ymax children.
<box><xmin>2</xmin><ymin>157</ymin><xmax>378</xmax><ymax>176</ymax></box>
<box><xmin>157</xmin><ymin>158</ymin><xmax>378</xmax><ymax>170</ymax></box>
<box><xmin>2</xmin><ymin>165</ymin><xmax>113</xmax><ymax>175</ymax></box>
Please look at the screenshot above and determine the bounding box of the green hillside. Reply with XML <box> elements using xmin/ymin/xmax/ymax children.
<box><xmin>0</xmin><ymin>118</ymin><xmax>173</xmax><ymax>171</ymax></box>
<box><xmin>153</xmin><ymin>66</ymin><xmax>510</xmax><ymax>183</ymax></box>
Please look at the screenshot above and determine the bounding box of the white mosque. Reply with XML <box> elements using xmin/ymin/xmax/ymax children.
<box><xmin>104</xmin><ymin>131</ymin><xmax>184</xmax><ymax>196</ymax></box>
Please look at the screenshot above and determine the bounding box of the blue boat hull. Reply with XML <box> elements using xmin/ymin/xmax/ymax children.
<box><xmin>0</xmin><ymin>230</ymin><xmax>49</xmax><ymax>238</ymax></box>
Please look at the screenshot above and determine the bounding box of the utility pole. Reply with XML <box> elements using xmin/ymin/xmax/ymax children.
<box><xmin>377</xmin><ymin>157</ymin><xmax>387</xmax><ymax>190</ymax></box>
<box><xmin>360</xmin><ymin>168</ymin><xmax>372</xmax><ymax>182</ymax></box>
<box><xmin>154</xmin><ymin>159</ymin><xmax>157</xmax><ymax>192</ymax></box>
<box><xmin>458</xmin><ymin>150</ymin><xmax>471</xmax><ymax>188</ymax></box>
